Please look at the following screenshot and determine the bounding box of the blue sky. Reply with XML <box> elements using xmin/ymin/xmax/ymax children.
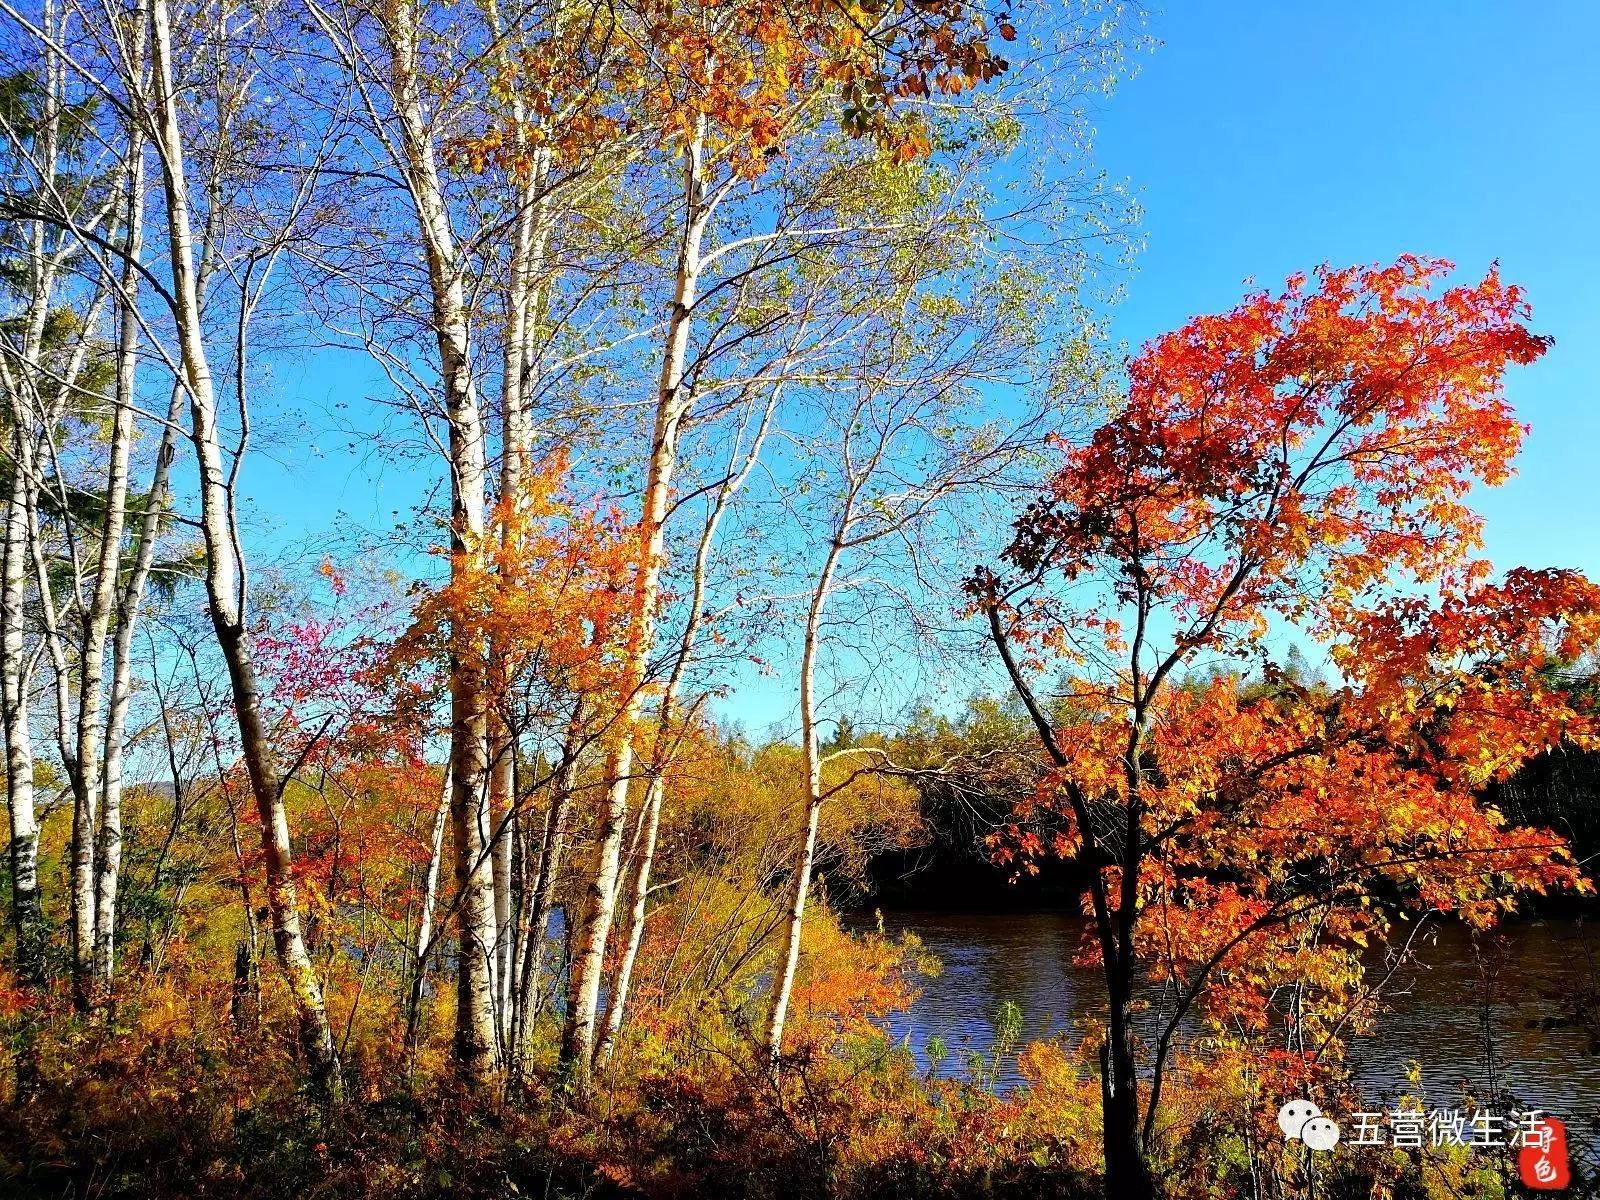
<box><xmin>729</xmin><ymin>2</ymin><xmax>1600</xmax><ymax>731</ymax></box>
<box><xmin>1093</xmin><ymin>1</ymin><xmax>1600</xmax><ymax>579</ymax></box>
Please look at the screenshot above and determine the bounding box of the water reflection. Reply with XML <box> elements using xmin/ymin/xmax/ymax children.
<box><xmin>863</xmin><ymin>911</ymin><xmax>1600</xmax><ymax>1142</ymax></box>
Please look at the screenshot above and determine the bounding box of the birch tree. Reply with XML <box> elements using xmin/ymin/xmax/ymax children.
<box><xmin>0</xmin><ymin>14</ymin><xmax>123</xmax><ymax>993</ymax></box>
<box><xmin>590</xmin><ymin>360</ymin><xmax>781</xmax><ymax>1072</ymax></box>
<box><xmin>762</xmin><ymin>259</ymin><xmax>1076</xmax><ymax>1057</ymax></box>
<box><xmin>299</xmin><ymin>0</ymin><xmax>636</xmax><ymax>1084</ymax></box>
<box><xmin>141</xmin><ymin>0</ymin><xmax>344</xmax><ymax>1092</ymax></box>
<box><xmin>553</xmin><ymin>0</ymin><xmax>1023</xmax><ymax>1090</ymax></box>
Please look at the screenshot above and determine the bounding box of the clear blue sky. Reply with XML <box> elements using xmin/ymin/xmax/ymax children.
<box><xmin>1093</xmin><ymin>1</ymin><xmax>1600</xmax><ymax>580</ymax></box>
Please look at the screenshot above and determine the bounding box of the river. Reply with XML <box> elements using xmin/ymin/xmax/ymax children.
<box><xmin>865</xmin><ymin>911</ymin><xmax>1600</xmax><ymax>1146</ymax></box>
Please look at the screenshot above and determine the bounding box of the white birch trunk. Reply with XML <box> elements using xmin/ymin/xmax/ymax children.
<box><xmin>84</xmin><ymin>97</ymin><xmax>148</xmax><ymax>996</ymax></box>
<box><xmin>404</xmin><ymin>763</ymin><xmax>452</xmax><ymax>1062</ymax></box>
<box><xmin>1</xmin><ymin>0</ymin><xmax>69</xmax><ymax>998</ymax></box>
<box><xmin>559</xmin><ymin>118</ymin><xmax>708</xmax><ymax>1096</ymax></box>
<box><xmin>383</xmin><ymin>0</ymin><xmax>500</xmax><ymax>1085</ymax></box>
<box><xmin>591</xmin><ymin>770</ymin><xmax>661</xmax><ymax>1068</ymax></box>
<box><xmin>146</xmin><ymin>0</ymin><xmax>341</xmax><ymax>1096</ymax></box>
<box><xmin>591</xmin><ymin>377</ymin><xmax>774</xmax><ymax>1069</ymax></box>
<box><xmin>765</xmin><ymin>534</ymin><xmax>845</xmax><ymax>1061</ymax></box>
<box><xmin>509</xmin><ymin>713</ymin><xmax>581</xmax><ymax>1077</ymax></box>
<box><xmin>1</xmin><ymin>458</ymin><xmax>42</xmax><ymax>988</ymax></box>
<box><xmin>488</xmin><ymin>154</ymin><xmax>548</xmax><ymax>1049</ymax></box>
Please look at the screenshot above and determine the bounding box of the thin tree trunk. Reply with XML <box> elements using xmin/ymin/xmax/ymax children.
<box><xmin>10</xmin><ymin>15</ymin><xmax>127</xmax><ymax>1013</ymax></box>
<box><xmin>2</xmin><ymin>0</ymin><xmax>64</xmax><ymax>1000</ymax></box>
<box><xmin>486</xmin><ymin>186</ymin><xmax>524</xmax><ymax>1041</ymax></box>
<box><xmin>591</xmin><ymin>383</ymin><xmax>773</xmax><ymax>1068</ymax></box>
<box><xmin>489</xmin><ymin>727</ymin><xmax>514</xmax><ymax>1045</ymax></box>
<box><xmin>83</xmin><ymin>97</ymin><xmax>148</xmax><ymax>999</ymax></box>
<box><xmin>381</xmin><ymin>0</ymin><xmax>500</xmax><ymax>1086</ymax></box>
<box><xmin>95</xmin><ymin>391</ymin><xmax>181</xmax><ymax>991</ymax></box>
<box><xmin>511</xmin><ymin>731</ymin><xmax>579</xmax><ymax>1074</ymax></box>
<box><xmin>592</xmin><ymin>770</ymin><xmax>661</xmax><ymax>1068</ymax></box>
<box><xmin>139</xmin><ymin>640</ymin><xmax>190</xmax><ymax>967</ymax></box>
<box><xmin>404</xmin><ymin>763</ymin><xmax>452</xmax><ymax>1067</ymax></box>
<box><xmin>765</xmin><ymin>535</ymin><xmax>842</xmax><ymax>1060</ymax></box>
<box><xmin>1</xmin><ymin>458</ymin><xmax>43</xmax><ymax>990</ymax></box>
<box><xmin>560</xmin><ymin>116</ymin><xmax>708</xmax><ymax>1097</ymax></box>
<box><xmin>146</xmin><ymin>0</ymin><xmax>340</xmax><ymax>1098</ymax></box>
<box><xmin>489</xmin><ymin>143</ymin><xmax>554</xmax><ymax>1057</ymax></box>
<box><xmin>505</xmin><ymin>763</ymin><xmax>527</xmax><ymax>1055</ymax></box>
<box><xmin>483</xmin><ymin>0</ymin><xmax>558</xmax><ymax>1054</ymax></box>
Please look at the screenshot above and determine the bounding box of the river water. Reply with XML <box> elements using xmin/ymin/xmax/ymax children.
<box><xmin>865</xmin><ymin>911</ymin><xmax>1600</xmax><ymax>1145</ymax></box>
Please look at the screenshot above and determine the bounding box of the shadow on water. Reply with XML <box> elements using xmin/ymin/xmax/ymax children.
<box><xmin>858</xmin><ymin>911</ymin><xmax>1600</xmax><ymax>1152</ymax></box>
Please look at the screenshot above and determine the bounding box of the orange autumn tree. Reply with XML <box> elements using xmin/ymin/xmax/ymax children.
<box><xmin>473</xmin><ymin>0</ymin><xmax>1015</xmax><ymax>178</ymax></box>
<box><xmin>399</xmin><ymin>453</ymin><xmax>636</xmax><ymax>732</ymax></box>
<box><xmin>966</xmin><ymin>257</ymin><xmax>1600</xmax><ymax>1200</ymax></box>
<box><xmin>389</xmin><ymin>452</ymin><xmax>636</xmax><ymax>1076</ymax></box>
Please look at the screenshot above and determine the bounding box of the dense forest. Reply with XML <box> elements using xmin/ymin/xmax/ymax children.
<box><xmin>873</xmin><ymin>698</ymin><xmax>1600</xmax><ymax>913</ymax></box>
<box><xmin>1</xmin><ymin>1</ymin><xmax>1598</xmax><ymax>1198</ymax></box>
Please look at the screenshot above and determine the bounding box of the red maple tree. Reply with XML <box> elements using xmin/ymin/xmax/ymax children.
<box><xmin>968</xmin><ymin>257</ymin><xmax>1600</xmax><ymax>1198</ymax></box>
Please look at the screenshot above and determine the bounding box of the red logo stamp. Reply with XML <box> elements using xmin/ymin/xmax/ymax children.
<box><xmin>1518</xmin><ymin>1115</ymin><xmax>1571</xmax><ymax>1191</ymax></box>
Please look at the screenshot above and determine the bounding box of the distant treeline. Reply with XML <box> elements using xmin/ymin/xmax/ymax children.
<box><xmin>1487</xmin><ymin>744</ymin><xmax>1600</xmax><ymax>900</ymax></box>
<box><xmin>852</xmin><ymin>718</ymin><xmax>1600</xmax><ymax>913</ymax></box>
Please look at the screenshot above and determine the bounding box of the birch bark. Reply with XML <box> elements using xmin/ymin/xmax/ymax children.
<box><xmin>146</xmin><ymin>0</ymin><xmax>341</xmax><ymax>1096</ymax></box>
<box><xmin>489</xmin><ymin>138</ymin><xmax>553</xmax><ymax>1048</ymax></box>
<box><xmin>404</xmin><ymin>763</ymin><xmax>452</xmax><ymax>1066</ymax></box>
<box><xmin>1</xmin><ymin>439</ymin><xmax>42</xmax><ymax>988</ymax></box>
<box><xmin>1</xmin><ymin>0</ymin><xmax>69</xmax><ymax>997</ymax></box>
<box><xmin>764</xmin><ymin>532</ymin><xmax>843</xmax><ymax>1060</ymax></box>
<box><xmin>83</xmin><ymin>67</ymin><xmax>148</xmax><ymax>995</ymax></box>
<box><xmin>559</xmin><ymin>116</ymin><xmax>708</xmax><ymax>1095</ymax></box>
<box><xmin>0</xmin><ymin>0</ymin><xmax>106</xmax><ymax>992</ymax></box>
<box><xmin>381</xmin><ymin>0</ymin><xmax>500</xmax><ymax>1085</ymax></box>
<box><xmin>592</xmin><ymin>372</ymin><xmax>777</xmax><ymax>1070</ymax></box>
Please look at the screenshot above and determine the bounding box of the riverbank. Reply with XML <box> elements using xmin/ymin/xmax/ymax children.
<box><xmin>850</xmin><ymin>910</ymin><xmax>1600</xmax><ymax>1176</ymax></box>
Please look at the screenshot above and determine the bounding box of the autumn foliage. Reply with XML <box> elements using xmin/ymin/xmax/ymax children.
<box><xmin>7</xmin><ymin>195</ymin><xmax>1599</xmax><ymax>1200</ymax></box>
<box><xmin>469</xmin><ymin>0</ymin><xmax>1015</xmax><ymax>177</ymax></box>
<box><xmin>393</xmin><ymin>452</ymin><xmax>636</xmax><ymax>722</ymax></box>
<box><xmin>36</xmin><ymin>2</ymin><xmax>1600</xmax><ymax>1198</ymax></box>
<box><xmin>970</xmin><ymin>257</ymin><xmax>1600</xmax><ymax>1196</ymax></box>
